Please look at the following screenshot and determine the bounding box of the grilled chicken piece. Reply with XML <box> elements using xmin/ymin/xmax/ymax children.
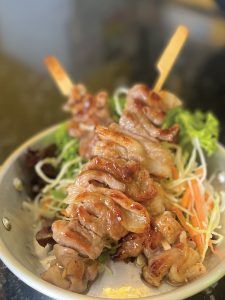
<box><xmin>64</xmin><ymin>84</ymin><xmax>112</xmax><ymax>158</ymax></box>
<box><xmin>145</xmin><ymin>183</ymin><xmax>166</xmax><ymax>216</ymax></box>
<box><xmin>142</xmin><ymin>105</ymin><xmax>165</xmax><ymax>126</ymax></box>
<box><xmin>66</xmin><ymin>188</ymin><xmax>150</xmax><ymax>234</ymax></box>
<box><xmin>95</xmin><ymin>124</ymin><xmax>148</xmax><ymax>163</ymax></box>
<box><xmin>114</xmin><ymin>222</ymin><xmax>162</xmax><ymax>260</ymax></box>
<box><xmin>64</xmin><ymin>170</ymin><xmax>126</xmax><ymax>202</ymax></box>
<box><xmin>120</xmin><ymin>98</ymin><xmax>179</xmax><ymax>142</ymax></box>
<box><xmin>94</xmin><ymin>124</ymin><xmax>174</xmax><ymax>178</ymax></box>
<box><xmin>42</xmin><ymin>264</ymin><xmax>70</xmax><ymax>290</ymax></box>
<box><xmin>120</xmin><ymin>110</ymin><xmax>150</xmax><ymax>141</ymax></box>
<box><xmin>114</xmin><ymin>232</ymin><xmax>145</xmax><ymax>261</ymax></box>
<box><xmin>155</xmin><ymin>212</ymin><xmax>182</xmax><ymax>244</ymax></box>
<box><xmin>65</xmin><ymin>86</ymin><xmax>112</xmax><ymax>136</ymax></box>
<box><xmin>92</xmin><ymin>139</ymin><xmax>128</xmax><ymax>160</ymax></box>
<box><xmin>83</xmin><ymin>157</ymin><xmax>156</xmax><ymax>202</ymax></box>
<box><xmin>126</xmin><ymin>130</ymin><xmax>174</xmax><ymax>179</ymax></box>
<box><xmin>142</xmin><ymin>223</ymin><xmax>163</xmax><ymax>258</ymax></box>
<box><xmin>143</xmin><ymin>247</ymin><xmax>181</xmax><ymax>287</ymax></box>
<box><xmin>52</xmin><ymin>219</ymin><xmax>104</xmax><ymax>259</ymax></box>
<box><xmin>100</xmin><ymin>189</ymin><xmax>150</xmax><ymax>233</ymax></box>
<box><xmin>68</xmin><ymin>192</ymin><xmax>127</xmax><ymax>241</ymax></box>
<box><xmin>143</xmin><ymin>242</ymin><xmax>205</xmax><ymax>287</ymax></box>
<box><xmin>42</xmin><ymin>245</ymin><xmax>98</xmax><ymax>293</ymax></box>
<box><xmin>127</xmin><ymin>84</ymin><xmax>181</xmax><ymax>114</ymax></box>
<box><xmin>168</xmin><ymin>246</ymin><xmax>206</xmax><ymax>284</ymax></box>
<box><xmin>84</xmin><ymin>157</ymin><xmax>139</xmax><ymax>181</ymax></box>
<box><xmin>75</xmin><ymin>169</ymin><xmax>126</xmax><ymax>192</ymax></box>
<box><xmin>78</xmin><ymin>132</ymin><xmax>98</xmax><ymax>159</ymax></box>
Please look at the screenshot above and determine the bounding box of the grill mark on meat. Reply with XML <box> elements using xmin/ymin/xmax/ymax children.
<box><xmin>121</xmin><ymin>96</ymin><xmax>179</xmax><ymax>143</ymax></box>
<box><xmin>69</xmin><ymin>192</ymin><xmax>127</xmax><ymax>240</ymax></box>
<box><xmin>52</xmin><ymin>220</ymin><xmax>104</xmax><ymax>259</ymax></box>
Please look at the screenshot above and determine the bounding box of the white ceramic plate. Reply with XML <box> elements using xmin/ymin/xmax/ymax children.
<box><xmin>0</xmin><ymin>124</ymin><xmax>225</xmax><ymax>300</ymax></box>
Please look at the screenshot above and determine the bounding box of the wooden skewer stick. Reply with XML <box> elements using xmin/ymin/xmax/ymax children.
<box><xmin>153</xmin><ymin>25</ymin><xmax>189</xmax><ymax>93</ymax></box>
<box><xmin>44</xmin><ymin>56</ymin><xmax>74</xmax><ymax>97</ymax></box>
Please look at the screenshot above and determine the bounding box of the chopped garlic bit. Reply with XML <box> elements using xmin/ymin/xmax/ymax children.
<box><xmin>179</xmin><ymin>231</ymin><xmax>187</xmax><ymax>243</ymax></box>
<box><xmin>13</xmin><ymin>177</ymin><xmax>23</xmax><ymax>191</ymax></box>
<box><xmin>136</xmin><ymin>254</ymin><xmax>146</xmax><ymax>267</ymax></box>
<box><xmin>102</xmin><ymin>286</ymin><xmax>149</xmax><ymax>298</ymax></box>
<box><xmin>161</xmin><ymin>239</ymin><xmax>171</xmax><ymax>250</ymax></box>
<box><xmin>218</xmin><ymin>171</ymin><xmax>225</xmax><ymax>184</ymax></box>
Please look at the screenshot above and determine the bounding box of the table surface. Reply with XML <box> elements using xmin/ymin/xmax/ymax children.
<box><xmin>0</xmin><ymin>1</ymin><xmax>225</xmax><ymax>299</ymax></box>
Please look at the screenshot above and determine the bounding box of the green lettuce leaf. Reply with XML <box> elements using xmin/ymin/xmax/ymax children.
<box><xmin>54</xmin><ymin>123</ymin><xmax>79</xmax><ymax>161</ymax></box>
<box><xmin>163</xmin><ymin>107</ymin><xmax>219</xmax><ymax>156</ymax></box>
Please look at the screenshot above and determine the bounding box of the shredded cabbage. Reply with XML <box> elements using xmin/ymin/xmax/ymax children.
<box><xmin>27</xmin><ymin>123</ymin><xmax>85</xmax><ymax>219</ymax></box>
<box><xmin>108</xmin><ymin>87</ymin><xmax>128</xmax><ymax>121</ymax></box>
<box><xmin>163</xmin><ymin>138</ymin><xmax>224</xmax><ymax>261</ymax></box>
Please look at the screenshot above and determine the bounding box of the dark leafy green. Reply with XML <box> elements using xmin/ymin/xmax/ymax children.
<box><xmin>98</xmin><ymin>244</ymin><xmax>119</xmax><ymax>264</ymax></box>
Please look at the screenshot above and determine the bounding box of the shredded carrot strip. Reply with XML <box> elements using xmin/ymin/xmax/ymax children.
<box><xmin>195</xmin><ymin>167</ymin><xmax>204</xmax><ymax>176</ymax></box>
<box><xmin>191</xmin><ymin>179</ymin><xmax>207</xmax><ymax>224</ymax></box>
<box><xmin>172</xmin><ymin>166</ymin><xmax>179</xmax><ymax>180</ymax></box>
<box><xmin>189</xmin><ymin>179</ymin><xmax>207</xmax><ymax>255</ymax></box>
<box><xmin>172</xmin><ymin>205</ymin><xmax>205</xmax><ymax>256</ymax></box>
<box><xmin>209</xmin><ymin>201</ymin><xmax>214</xmax><ymax>211</ymax></box>
<box><xmin>190</xmin><ymin>213</ymin><xmax>205</xmax><ymax>255</ymax></box>
<box><xmin>173</xmin><ymin>176</ymin><xmax>210</xmax><ymax>257</ymax></box>
<box><xmin>181</xmin><ymin>188</ymin><xmax>191</xmax><ymax>208</ymax></box>
<box><xmin>171</xmin><ymin>206</ymin><xmax>196</xmax><ymax>237</ymax></box>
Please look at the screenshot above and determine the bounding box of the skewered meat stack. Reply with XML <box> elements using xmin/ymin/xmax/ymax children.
<box><xmin>42</xmin><ymin>28</ymin><xmax>206</xmax><ymax>292</ymax></box>
<box><xmin>64</xmin><ymin>83</ymin><xmax>113</xmax><ymax>158</ymax></box>
<box><xmin>41</xmin><ymin>82</ymin><xmax>205</xmax><ymax>291</ymax></box>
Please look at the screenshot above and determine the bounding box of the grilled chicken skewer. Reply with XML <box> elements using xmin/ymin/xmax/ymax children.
<box><xmin>44</xmin><ymin>56</ymin><xmax>113</xmax><ymax>158</ymax></box>
<box><xmin>41</xmin><ymin>25</ymin><xmax>205</xmax><ymax>292</ymax></box>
